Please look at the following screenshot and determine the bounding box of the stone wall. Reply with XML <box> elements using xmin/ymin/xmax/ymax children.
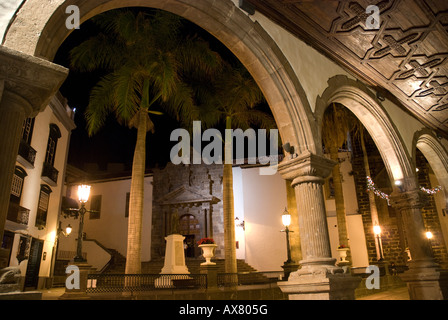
<box><xmin>416</xmin><ymin>149</ymin><xmax>448</xmax><ymax>267</ymax></box>
<box><xmin>151</xmin><ymin>163</ymin><xmax>224</xmax><ymax>260</ymax></box>
<box><xmin>351</xmin><ymin>131</ymin><xmax>407</xmax><ymax>265</ymax></box>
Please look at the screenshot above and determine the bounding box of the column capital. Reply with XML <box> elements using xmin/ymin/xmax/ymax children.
<box><xmin>0</xmin><ymin>45</ymin><xmax>68</xmax><ymax>117</ymax></box>
<box><xmin>278</xmin><ymin>151</ymin><xmax>336</xmax><ymax>187</ymax></box>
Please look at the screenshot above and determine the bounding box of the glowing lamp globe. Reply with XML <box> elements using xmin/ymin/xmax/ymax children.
<box><xmin>282</xmin><ymin>208</ymin><xmax>291</xmax><ymax>228</ymax></box>
<box><xmin>78</xmin><ymin>184</ymin><xmax>91</xmax><ymax>203</ymax></box>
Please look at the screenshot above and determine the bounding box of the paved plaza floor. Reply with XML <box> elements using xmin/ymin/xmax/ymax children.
<box><xmin>38</xmin><ymin>286</ymin><xmax>410</xmax><ymax>300</ymax></box>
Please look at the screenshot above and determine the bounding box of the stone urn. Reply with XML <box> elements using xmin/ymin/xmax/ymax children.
<box><xmin>337</xmin><ymin>247</ymin><xmax>350</xmax><ymax>262</ymax></box>
<box><xmin>199</xmin><ymin>244</ymin><xmax>217</xmax><ymax>265</ymax></box>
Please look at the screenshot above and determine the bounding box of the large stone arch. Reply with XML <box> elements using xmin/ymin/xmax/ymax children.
<box><xmin>414</xmin><ymin>129</ymin><xmax>448</xmax><ymax>205</ymax></box>
<box><xmin>315</xmin><ymin>75</ymin><xmax>414</xmax><ymax>188</ymax></box>
<box><xmin>2</xmin><ymin>0</ymin><xmax>317</xmax><ymax>155</ymax></box>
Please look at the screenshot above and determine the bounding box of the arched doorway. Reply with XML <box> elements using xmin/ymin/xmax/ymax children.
<box><xmin>179</xmin><ymin>214</ymin><xmax>200</xmax><ymax>258</ymax></box>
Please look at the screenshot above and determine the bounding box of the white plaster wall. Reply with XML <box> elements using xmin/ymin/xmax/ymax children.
<box><xmin>381</xmin><ymin>98</ymin><xmax>425</xmax><ymax>159</ymax></box>
<box><xmin>10</xmin><ymin>104</ymin><xmax>71</xmax><ymax>280</ymax></box>
<box><xmin>324</xmin><ymin>152</ymin><xmax>369</xmax><ymax>268</ymax></box>
<box><xmin>61</xmin><ymin>176</ymin><xmax>153</xmax><ymax>262</ymax></box>
<box><xmin>236</xmin><ymin>167</ymin><xmax>288</xmax><ymax>271</ymax></box>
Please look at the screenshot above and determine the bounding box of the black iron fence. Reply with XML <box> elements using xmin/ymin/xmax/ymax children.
<box><xmin>86</xmin><ymin>273</ymin><xmax>207</xmax><ymax>294</ymax></box>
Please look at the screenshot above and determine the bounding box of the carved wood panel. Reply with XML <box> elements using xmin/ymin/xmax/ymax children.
<box><xmin>246</xmin><ymin>0</ymin><xmax>448</xmax><ymax>134</ymax></box>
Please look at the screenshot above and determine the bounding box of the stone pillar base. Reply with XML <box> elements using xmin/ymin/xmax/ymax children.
<box><xmin>278</xmin><ymin>269</ymin><xmax>361</xmax><ymax>300</ymax></box>
<box><xmin>58</xmin><ymin>262</ymin><xmax>92</xmax><ymax>300</ymax></box>
<box><xmin>200</xmin><ymin>264</ymin><xmax>218</xmax><ymax>290</ymax></box>
<box><xmin>400</xmin><ymin>262</ymin><xmax>448</xmax><ymax>300</ymax></box>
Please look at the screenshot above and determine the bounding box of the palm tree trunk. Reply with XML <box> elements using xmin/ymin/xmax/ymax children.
<box><xmin>329</xmin><ymin>146</ymin><xmax>351</xmax><ymax>260</ymax></box>
<box><xmin>125</xmin><ymin>109</ymin><xmax>147</xmax><ymax>275</ymax></box>
<box><xmin>223</xmin><ymin>116</ymin><xmax>237</xmax><ymax>287</ymax></box>
<box><xmin>360</xmin><ymin>127</ymin><xmax>381</xmax><ymax>261</ymax></box>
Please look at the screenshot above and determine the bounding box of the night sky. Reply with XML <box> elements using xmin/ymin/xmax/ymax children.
<box><xmin>53</xmin><ymin>9</ymin><xmax>224</xmax><ymax>171</ymax></box>
<box><xmin>53</xmin><ymin>7</ymin><xmax>273</xmax><ymax>173</ymax></box>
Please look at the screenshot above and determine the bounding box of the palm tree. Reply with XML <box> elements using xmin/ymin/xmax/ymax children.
<box><xmin>352</xmin><ymin>119</ymin><xmax>381</xmax><ymax>261</ymax></box>
<box><xmin>69</xmin><ymin>9</ymin><xmax>221</xmax><ymax>274</ymax></box>
<box><xmin>197</xmin><ymin>63</ymin><xmax>276</xmax><ymax>285</ymax></box>
<box><xmin>322</xmin><ymin>103</ymin><xmax>352</xmax><ymax>260</ymax></box>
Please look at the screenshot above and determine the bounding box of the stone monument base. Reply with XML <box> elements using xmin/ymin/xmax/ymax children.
<box><xmin>278</xmin><ymin>266</ymin><xmax>361</xmax><ymax>300</ymax></box>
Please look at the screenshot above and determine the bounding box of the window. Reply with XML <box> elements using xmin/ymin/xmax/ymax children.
<box><xmin>89</xmin><ymin>195</ymin><xmax>102</xmax><ymax>219</ymax></box>
<box><xmin>35</xmin><ymin>185</ymin><xmax>52</xmax><ymax>229</ymax></box>
<box><xmin>21</xmin><ymin>118</ymin><xmax>35</xmax><ymax>144</ymax></box>
<box><xmin>44</xmin><ymin>124</ymin><xmax>61</xmax><ymax>166</ymax></box>
<box><xmin>10</xmin><ymin>167</ymin><xmax>27</xmax><ymax>205</ymax></box>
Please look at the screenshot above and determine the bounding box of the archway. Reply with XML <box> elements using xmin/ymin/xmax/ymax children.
<box><xmin>414</xmin><ymin>129</ymin><xmax>448</xmax><ymax>264</ymax></box>
<box><xmin>3</xmin><ymin>0</ymin><xmax>316</xmax><ymax>156</ymax></box>
<box><xmin>315</xmin><ymin>75</ymin><xmax>414</xmax><ymax>188</ymax></box>
<box><xmin>316</xmin><ymin>75</ymin><xmax>416</xmax><ymax>267</ymax></box>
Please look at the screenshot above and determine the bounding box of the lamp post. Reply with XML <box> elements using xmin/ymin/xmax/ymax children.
<box><xmin>373</xmin><ymin>224</ymin><xmax>384</xmax><ymax>261</ymax></box>
<box><xmin>74</xmin><ymin>184</ymin><xmax>90</xmax><ymax>262</ymax></box>
<box><xmin>426</xmin><ymin>231</ymin><xmax>434</xmax><ymax>256</ymax></box>
<box><xmin>281</xmin><ymin>208</ymin><xmax>298</xmax><ymax>280</ymax></box>
<box><xmin>282</xmin><ymin>208</ymin><xmax>292</xmax><ymax>264</ymax></box>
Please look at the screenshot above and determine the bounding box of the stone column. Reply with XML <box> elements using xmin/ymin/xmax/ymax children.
<box><xmin>0</xmin><ymin>90</ymin><xmax>31</xmax><ymax>239</ymax></box>
<box><xmin>277</xmin><ymin>152</ymin><xmax>361</xmax><ymax>300</ymax></box>
<box><xmin>391</xmin><ymin>189</ymin><xmax>448</xmax><ymax>300</ymax></box>
<box><xmin>0</xmin><ymin>46</ymin><xmax>67</xmax><ymax>244</ymax></box>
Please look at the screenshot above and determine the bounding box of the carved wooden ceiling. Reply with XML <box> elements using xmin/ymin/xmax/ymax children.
<box><xmin>245</xmin><ymin>0</ymin><xmax>448</xmax><ymax>135</ymax></box>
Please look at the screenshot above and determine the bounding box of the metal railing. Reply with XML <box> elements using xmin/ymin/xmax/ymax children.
<box><xmin>86</xmin><ymin>273</ymin><xmax>207</xmax><ymax>294</ymax></box>
<box><xmin>217</xmin><ymin>271</ymin><xmax>284</xmax><ymax>287</ymax></box>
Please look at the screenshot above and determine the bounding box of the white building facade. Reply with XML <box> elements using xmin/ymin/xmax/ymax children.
<box><xmin>2</xmin><ymin>93</ymin><xmax>75</xmax><ymax>290</ymax></box>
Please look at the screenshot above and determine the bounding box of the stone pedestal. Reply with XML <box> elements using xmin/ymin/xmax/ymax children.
<box><xmin>281</xmin><ymin>262</ymin><xmax>300</xmax><ymax>281</ymax></box>
<box><xmin>391</xmin><ymin>189</ymin><xmax>448</xmax><ymax>299</ymax></box>
<box><xmin>278</xmin><ymin>269</ymin><xmax>361</xmax><ymax>300</ymax></box>
<box><xmin>400</xmin><ymin>261</ymin><xmax>448</xmax><ymax>300</ymax></box>
<box><xmin>161</xmin><ymin>234</ymin><xmax>189</xmax><ymax>274</ymax></box>
<box><xmin>59</xmin><ymin>262</ymin><xmax>92</xmax><ymax>300</ymax></box>
<box><xmin>201</xmin><ymin>264</ymin><xmax>218</xmax><ymax>290</ymax></box>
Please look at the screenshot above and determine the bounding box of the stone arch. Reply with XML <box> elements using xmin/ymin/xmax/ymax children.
<box><xmin>315</xmin><ymin>75</ymin><xmax>414</xmax><ymax>188</ymax></box>
<box><xmin>414</xmin><ymin>129</ymin><xmax>448</xmax><ymax>206</ymax></box>
<box><xmin>2</xmin><ymin>0</ymin><xmax>317</xmax><ymax>155</ymax></box>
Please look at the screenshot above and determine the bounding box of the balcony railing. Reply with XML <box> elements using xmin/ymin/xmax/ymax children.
<box><xmin>17</xmin><ymin>140</ymin><xmax>36</xmax><ymax>168</ymax></box>
<box><xmin>7</xmin><ymin>202</ymin><xmax>30</xmax><ymax>225</ymax></box>
<box><xmin>41</xmin><ymin>161</ymin><xmax>59</xmax><ymax>186</ymax></box>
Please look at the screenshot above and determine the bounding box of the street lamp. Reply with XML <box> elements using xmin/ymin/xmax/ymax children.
<box><xmin>373</xmin><ymin>224</ymin><xmax>384</xmax><ymax>261</ymax></box>
<box><xmin>280</xmin><ymin>207</ymin><xmax>299</xmax><ymax>280</ymax></box>
<box><xmin>73</xmin><ymin>184</ymin><xmax>91</xmax><ymax>262</ymax></box>
<box><xmin>282</xmin><ymin>208</ymin><xmax>292</xmax><ymax>264</ymax></box>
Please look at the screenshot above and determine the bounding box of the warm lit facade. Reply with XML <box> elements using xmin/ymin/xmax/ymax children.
<box><xmin>1</xmin><ymin>93</ymin><xmax>75</xmax><ymax>289</ymax></box>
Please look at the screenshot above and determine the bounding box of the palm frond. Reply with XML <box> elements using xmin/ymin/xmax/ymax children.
<box><xmin>84</xmin><ymin>74</ymin><xmax>116</xmax><ymax>136</ymax></box>
<box><xmin>111</xmin><ymin>66</ymin><xmax>141</xmax><ymax>123</ymax></box>
<box><xmin>69</xmin><ymin>33</ymin><xmax>126</xmax><ymax>71</ymax></box>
